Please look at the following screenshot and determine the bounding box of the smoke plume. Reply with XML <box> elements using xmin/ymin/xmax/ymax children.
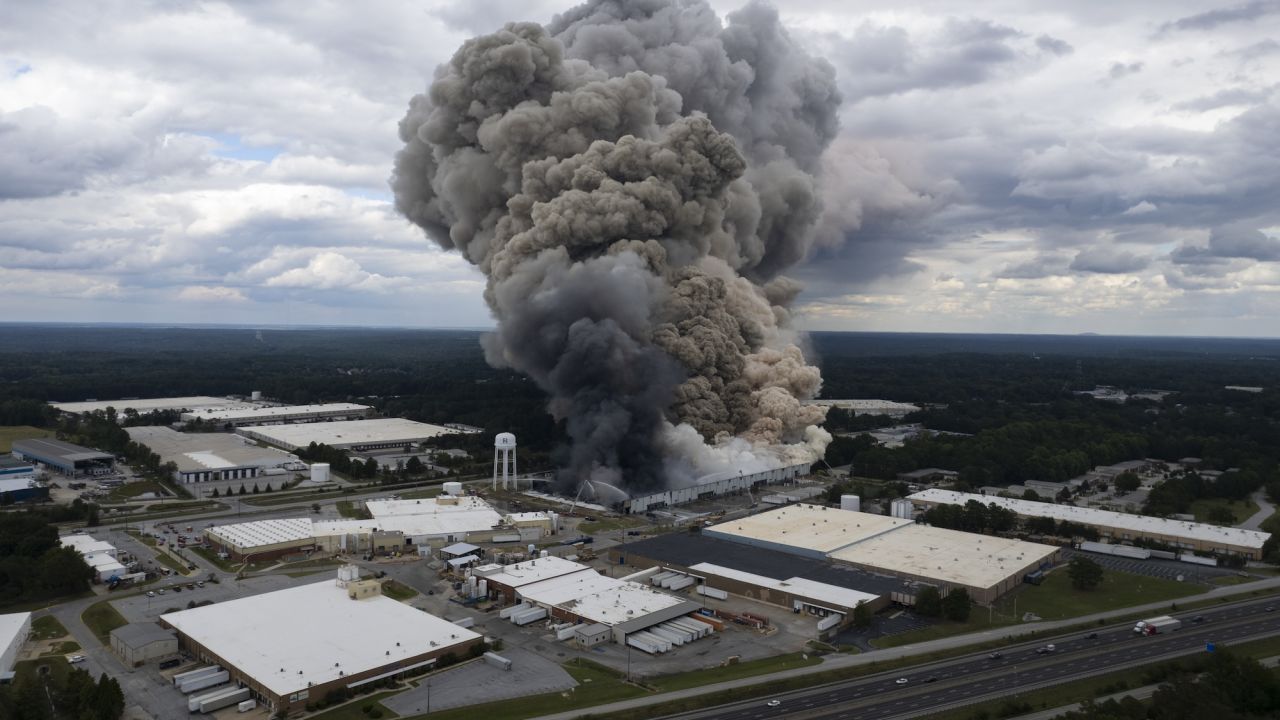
<box><xmin>393</xmin><ymin>0</ymin><xmax>839</xmax><ymax>496</ymax></box>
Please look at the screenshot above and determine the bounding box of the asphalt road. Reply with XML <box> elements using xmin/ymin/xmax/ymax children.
<box><xmin>669</xmin><ymin>598</ymin><xmax>1280</xmax><ymax>720</ymax></box>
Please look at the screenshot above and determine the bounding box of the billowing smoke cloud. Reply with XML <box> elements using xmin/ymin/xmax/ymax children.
<box><xmin>393</xmin><ymin>0</ymin><xmax>839</xmax><ymax>497</ymax></box>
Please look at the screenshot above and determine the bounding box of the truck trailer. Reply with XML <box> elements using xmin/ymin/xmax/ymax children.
<box><xmin>1134</xmin><ymin>615</ymin><xmax>1182</xmax><ymax>635</ymax></box>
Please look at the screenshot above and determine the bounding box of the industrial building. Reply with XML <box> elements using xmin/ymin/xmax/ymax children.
<box><xmin>61</xmin><ymin>534</ymin><xmax>130</xmax><ymax>582</ymax></box>
<box><xmin>181</xmin><ymin>403</ymin><xmax>373</xmax><ymax>427</ymax></box>
<box><xmin>477</xmin><ymin>557</ymin><xmax>701</xmax><ymax>644</ymax></box>
<box><xmin>0</xmin><ymin>477</ymin><xmax>48</xmax><ymax>504</ymax></box>
<box><xmin>622</xmin><ymin>463</ymin><xmax>813</xmax><ymax>514</ymax></box>
<box><xmin>236</xmin><ymin>418</ymin><xmax>462</xmax><ymax>452</ymax></box>
<box><xmin>909</xmin><ymin>489</ymin><xmax>1272</xmax><ymax>560</ymax></box>
<box><xmin>160</xmin><ymin>568</ymin><xmax>483</xmax><ymax>715</ymax></box>
<box><xmin>1</xmin><ymin>612</ymin><xmax>31</xmax><ymax>678</ymax></box>
<box><xmin>0</xmin><ymin>455</ymin><xmax>36</xmax><ymax>480</ymax></box>
<box><xmin>311</xmin><ymin>520</ymin><xmax>407</xmax><ymax>556</ymax></box>
<box><xmin>693</xmin><ymin>504</ymin><xmax>1058</xmax><ymax>605</ymax></box>
<box><xmin>125</xmin><ymin>427</ymin><xmax>300</xmax><ymax>484</ymax></box>
<box><xmin>11</xmin><ymin>438</ymin><xmax>114</xmax><ymax>477</ymax></box>
<box><xmin>110</xmin><ymin>623</ymin><xmax>178</xmax><ymax>667</ymax></box>
<box><xmin>205</xmin><ymin>518</ymin><xmax>316</xmax><ymax>562</ymax></box>
<box><xmin>364</xmin><ymin>496</ymin><xmax>510</xmax><ymax>545</ymax></box>
<box><xmin>51</xmin><ymin>396</ymin><xmax>252</xmax><ymax>417</ymax></box>
<box><xmin>806</xmin><ymin>399</ymin><xmax>921</xmax><ymax>417</ymax></box>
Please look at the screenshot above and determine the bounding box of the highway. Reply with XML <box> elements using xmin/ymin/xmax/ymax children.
<box><xmin>667</xmin><ymin>598</ymin><xmax>1280</xmax><ymax>720</ymax></box>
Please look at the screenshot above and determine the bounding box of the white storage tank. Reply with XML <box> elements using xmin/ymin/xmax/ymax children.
<box><xmin>250</xmin><ymin>390</ymin><xmax>262</xmax><ymax>401</ymax></box>
<box><xmin>443</xmin><ymin>481</ymin><xmax>463</xmax><ymax>496</ymax></box>
<box><xmin>310</xmin><ymin>463</ymin><xmax>330</xmax><ymax>484</ymax></box>
<box><xmin>840</xmin><ymin>494</ymin><xmax>861</xmax><ymax>512</ymax></box>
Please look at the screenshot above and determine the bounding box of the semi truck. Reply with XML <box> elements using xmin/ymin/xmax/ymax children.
<box><xmin>1134</xmin><ymin>615</ymin><xmax>1182</xmax><ymax>635</ymax></box>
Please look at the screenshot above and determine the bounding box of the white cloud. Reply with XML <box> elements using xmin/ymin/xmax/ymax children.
<box><xmin>177</xmin><ymin>286</ymin><xmax>248</xmax><ymax>303</ymax></box>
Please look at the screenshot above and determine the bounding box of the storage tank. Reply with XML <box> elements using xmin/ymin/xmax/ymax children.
<box><xmin>310</xmin><ymin>463</ymin><xmax>330</xmax><ymax>484</ymax></box>
<box><xmin>443</xmin><ymin>481</ymin><xmax>463</xmax><ymax>496</ymax></box>
<box><xmin>840</xmin><ymin>494</ymin><xmax>861</xmax><ymax>512</ymax></box>
<box><xmin>250</xmin><ymin>390</ymin><xmax>262</xmax><ymax>401</ymax></box>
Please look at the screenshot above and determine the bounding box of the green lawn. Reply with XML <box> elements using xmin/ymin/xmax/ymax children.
<box><xmin>337</xmin><ymin>500</ymin><xmax>372</xmax><ymax>519</ymax></box>
<box><xmin>0</xmin><ymin>425</ymin><xmax>53</xmax><ymax>452</ymax></box>
<box><xmin>647</xmin><ymin>652</ymin><xmax>821</xmax><ymax>692</ymax></box>
<box><xmin>411</xmin><ymin>658</ymin><xmax>648</xmax><ymax>720</ymax></box>
<box><xmin>31</xmin><ymin>614</ymin><xmax>69</xmax><ymax>640</ymax></box>
<box><xmin>190</xmin><ymin>545</ymin><xmax>238</xmax><ymax>572</ymax></box>
<box><xmin>397</xmin><ymin>487</ymin><xmax>441</xmax><ymax>500</ymax></box>
<box><xmin>81</xmin><ymin>600</ymin><xmax>128</xmax><ymax>643</ymax></box>
<box><xmin>1190</xmin><ymin>497</ymin><xmax>1260</xmax><ymax>525</ymax></box>
<box><xmin>874</xmin><ymin>567</ymin><xmax>1205</xmax><ymax>648</ymax></box>
<box><xmin>578</xmin><ymin>516</ymin><xmax>649</xmax><ymax>534</ymax></box>
<box><xmin>382</xmin><ymin>580</ymin><xmax>418</xmax><ymax>602</ymax></box>
<box><xmin>153</xmin><ymin>549</ymin><xmax>190</xmax><ymax>576</ymax></box>
<box><xmin>41</xmin><ymin>640</ymin><xmax>82</xmax><ymax>656</ymax></box>
<box><xmin>1261</xmin><ymin>511</ymin><xmax>1280</xmax><ymax>535</ymax></box>
<box><xmin>105</xmin><ymin>481</ymin><xmax>170</xmax><ymax>502</ymax></box>
<box><xmin>307</xmin><ymin>690</ymin><xmax>402</xmax><ymax>720</ymax></box>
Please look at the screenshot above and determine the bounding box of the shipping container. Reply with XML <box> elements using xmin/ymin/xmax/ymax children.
<box><xmin>695</xmin><ymin>585</ymin><xmax>729</xmax><ymax>600</ymax></box>
<box><xmin>483</xmin><ymin>652</ymin><xmax>512</xmax><ymax>671</ymax></box>
<box><xmin>179</xmin><ymin>670</ymin><xmax>229</xmax><ymax>694</ymax></box>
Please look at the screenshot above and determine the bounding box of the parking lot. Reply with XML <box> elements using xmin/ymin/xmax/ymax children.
<box><xmin>1062</xmin><ymin>548</ymin><xmax>1247</xmax><ymax>584</ymax></box>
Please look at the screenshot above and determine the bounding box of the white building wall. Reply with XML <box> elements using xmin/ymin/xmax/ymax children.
<box><xmin>0</xmin><ymin>612</ymin><xmax>32</xmax><ymax>673</ymax></box>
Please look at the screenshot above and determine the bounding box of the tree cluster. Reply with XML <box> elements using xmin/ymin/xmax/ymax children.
<box><xmin>921</xmin><ymin>500</ymin><xmax>1017</xmax><ymax>534</ymax></box>
<box><xmin>0</xmin><ymin>665</ymin><xmax>125</xmax><ymax>720</ymax></box>
<box><xmin>0</xmin><ymin>514</ymin><xmax>94</xmax><ymax>608</ymax></box>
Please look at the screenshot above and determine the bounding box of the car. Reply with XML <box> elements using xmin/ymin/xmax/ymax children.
<box><xmin>924</xmin><ymin>677</ymin><xmax>938</xmax><ymax>684</ymax></box>
<box><xmin>187</xmin><ymin>583</ymin><xmax>195</xmax><ymax>590</ymax></box>
<box><xmin>187</xmin><ymin>564</ymin><xmax>196</xmax><ymax>570</ymax></box>
<box><xmin>987</xmin><ymin>652</ymin><xmax>1003</xmax><ymax>660</ymax></box>
<box><xmin>1267</xmin><ymin>606</ymin><xmax>1276</xmax><ymax>613</ymax></box>
<box><xmin>1193</xmin><ymin>616</ymin><xmax>1206</xmax><ymax>623</ymax></box>
<box><xmin>157</xmin><ymin>588</ymin><xmax>165</xmax><ymax>594</ymax></box>
<box><xmin>146</xmin><ymin>591</ymin><xmax>156</xmax><ymax>598</ymax></box>
<box><xmin>1085</xmin><ymin>632</ymin><xmax>1098</xmax><ymax>639</ymax></box>
<box><xmin>196</xmin><ymin>581</ymin><xmax>205</xmax><ymax>587</ymax></box>
<box><xmin>172</xmin><ymin>586</ymin><xmax>182</xmax><ymax>593</ymax></box>
<box><xmin>68</xmin><ymin>655</ymin><xmax>86</xmax><ymax>663</ymax></box>
<box><xmin>895</xmin><ymin>678</ymin><xmax>909</xmax><ymax>685</ymax></box>
<box><xmin>766</xmin><ymin>700</ymin><xmax>781</xmax><ymax>707</ymax></box>
<box><xmin>1035</xmin><ymin>644</ymin><xmax>1056</xmax><ymax>655</ymax></box>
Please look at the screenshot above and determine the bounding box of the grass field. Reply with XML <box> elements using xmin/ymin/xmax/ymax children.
<box><xmin>105</xmin><ymin>480</ymin><xmax>171</xmax><ymax>502</ymax></box>
<box><xmin>31</xmin><ymin>614</ymin><xmax>70</xmax><ymax>640</ymax></box>
<box><xmin>337</xmin><ymin>500</ymin><xmax>372</xmax><ymax>519</ymax></box>
<box><xmin>308</xmin><ymin>690</ymin><xmax>402</xmax><ymax>720</ymax></box>
<box><xmin>417</xmin><ymin>659</ymin><xmax>647</xmax><ymax>720</ymax></box>
<box><xmin>578</xmin><ymin>516</ymin><xmax>649</xmax><ymax>534</ymax></box>
<box><xmin>41</xmin><ymin>640</ymin><xmax>82</xmax><ymax>656</ymax></box>
<box><xmin>153</xmin><ymin>550</ymin><xmax>190</xmax><ymax>575</ymax></box>
<box><xmin>0</xmin><ymin>425</ymin><xmax>53</xmax><ymax>452</ymax></box>
<box><xmin>647</xmin><ymin>652</ymin><xmax>822</xmax><ymax>692</ymax></box>
<box><xmin>873</xmin><ymin>567</ymin><xmax>1204</xmax><ymax>648</ymax></box>
<box><xmin>1190</xmin><ymin>497</ymin><xmax>1260</xmax><ymax>525</ymax></box>
<box><xmin>82</xmin><ymin>599</ymin><xmax>128</xmax><ymax>643</ymax></box>
<box><xmin>381</xmin><ymin>580</ymin><xmax>418</xmax><ymax>602</ymax></box>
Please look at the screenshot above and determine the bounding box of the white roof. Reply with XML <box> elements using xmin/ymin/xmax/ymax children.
<box><xmin>125</xmin><ymin>427</ymin><xmax>298</xmax><ymax>473</ymax></box>
<box><xmin>689</xmin><ymin>563</ymin><xmax>879</xmax><ymax>610</ymax></box>
<box><xmin>61</xmin><ymin>536</ymin><xmax>116</xmax><ymax>556</ymax></box>
<box><xmin>518</xmin><ymin>571</ymin><xmax>691</xmax><ymax>627</ymax></box>
<box><xmin>441</xmin><ymin>542</ymin><xmax>481</xmax><ymax>556</ymax></box>
<box><xmin>310</xmin><ymin>519</ymin><xmax>379</xmax><ymax>537</ymax></box>
<box><xmin>0</xmin><ymin>611</ymin><xmax>32</xmax><ymax>668</ymax></box>
<box><xmin>51</xmin><ymin>396</ymin><xmax>250</xmax><ymax>415</ymax></box>
<box><xmin>181</xmin><ymin>403</ymin><xmax>371</xmax><ymax>421</ymax></box>
<box><xmin>805</xmin><ymin>399</ymin><xmax>921</xmax><ymax>413</ymax></box>
<box><xmin>707</xmin><ymin>504</ymin><xmax>913</xmax><ymax>554</ymax></box>
<box><xmin>238</xmin><ymin>418</ymin><xmax>459</xmax><ymax>450</ymax></box>
<box><xmin>207</xmin><ymin>518</ymin><xmax>315</xmax><ymax>550</ymax></box>
<box><xmin>83</xmin><ymin>553</ymin><xmax>127</xmax><ymax>575</ymax></box>
<box><xmin>0</xmin><ymin>478</ymin><xmax>39</xmax><ymax>492</ymax></box>
<box><xmin>829</xmin><ymin>524</ymin><xmax>1060</xmax><ymax>590</ymax></box>
<box><xmin>910</xmin><ymin>489</ymin><xmax>1272</xmax><ymax>550</ymax></box>
<box><xmin>365</xmin><ymin>497</ymin><xmax>504</xmax><ymax>539</ymax></box>
<box><xmin>507</xmin><ymin>512</ymin><xmax>551</xmax><ymax>523</ymax></box>
<box><xmin>479</xmin><ymin>556</ymin><xmax>587</xmax><ymax>589</ymax></box>
<box><xmin>162</xmin><ymin>579</ymin><xmax>481</xmax><ymax>697</ymax></box>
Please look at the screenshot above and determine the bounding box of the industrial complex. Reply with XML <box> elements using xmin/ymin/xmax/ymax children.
<box><xmin>0</xmin><ymin>612</ymin><xmax>31</xmax><ymax>679</ymax></box>
<box><xmin>50</xmin><ymin>396</ymin><xmax>254</xmax><ymax>416</ymax></box>
<box><xmin>909</xmin><ymin>489</ymin><xmax>1272</xmax><ymax>560</ymax></box>
<box><xmin>11</xmin><ymin>437</ymin><xmax>115</xmax><ymax>477</ymax></box>
<box><xmin>125</xmin><ymin>426</ymin><xmax>301</xmax><ymax>484</ymax></box>
<box><xmin>180</xmin><ymin>402</ymin><xmax>373</xmax><ymax>427</ymax></box>
<box><xmin>235</xmin><ymin>418</ymin><xmax>463</xmax><ymax>451</ymax></box>
<box><xmin>160</xmin><ymin>567</ymin><xmax>483</xmax><ymax>715</ymax></box>
<box><xmin>621</xmin><ymin>463</ymin><xmax>813</xmax><ymax>514</ymax></box>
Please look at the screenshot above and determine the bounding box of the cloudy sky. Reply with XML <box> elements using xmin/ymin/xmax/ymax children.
<box><xmin>2</xmin><ymin>1</ymin><xmax>1278</xmax><ymax>337</ymax></box>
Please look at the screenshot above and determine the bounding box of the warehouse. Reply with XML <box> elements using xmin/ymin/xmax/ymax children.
<box><xmin>1</xmin><ymin>612</ymin><xmax>31</xmax><ymax>677</ymax></box>
<box><xmin>181</xmin><ymin>403</ymin><xmax>373</xmax><ymax>427</ymax></box>
<box><xmin>364</xmin><ymin>496</ymin><xmax>508</xmax><ymax>545</ymax></box>
<box><xmin>689</xmin><ymin>563</ymin><xmax>883</xmax><ymax>618</ymax></box>
<box><xmin>311</xmin><ymin>520</ymin><xmax>406</xmax><ymax>556</ymax></box>
<box><xmin>622</xmin><ymin>463</ymin><xmax>813</xmax><ymax>514</ymax></box>
<box><xmin>126</xmin><ymin>427</ymin><xmax>300</xmax><ymax>484</ymax></box>
<box><xmin>205</xmin><ymin>518</ymin><xmax>316</xmax><ymax>561</ymax></box>
<box><xmin>805</xmin><ymin>399</ymin><xmax>921</xmax><ymax>417</ymax></box>
<box><xmin>909</xmin><ymin>489</ymin><xmax>1272</xmax><ymax>560</ymax></box>
<box><xmin>160</xmin><ymin>568</ymin><xmax>483</xmax><ymax>715</ymax></box>
<box><xmin>0</xmin><ymin>455</ymin><xmax>36</xmax><ymax>480</ymax></box>
<box><xmin>612</xmin><ymin>533</ymin><xmax>899</xmax><ymax>614</ymax></box>
<box><xmin>0</xmin><ymin>477</ymin><xmax>48</xmax><ymax>504</ymax></box>
<box><xmin>51</xmin><ymin>396</ymin><xmax>251</xmax><ymax>416</ymax></box>
<box><xmin>704</xmin><ymin>503</ymin><xmax>912</xmax><ymax>559</ymax></box>
<box><xmin>829</xmin><ymin>524</ymin><xmax>1060</xmax><ymax>604</ymax></box>
<box><xmin>237</xmin><ymin>418</ymin><xmax>461</xmax><ymax>451</ymax></box>
<box><xmin>110</xmin><ymin>623</ymin><xmax>178</xmax><ymax>667</ymax></box>
<box><xmin>61</xmin><ymin>534</ymin><xmax>129</xmax><ymax>582</ymax></box>
<box><xmin>11</xmin><ymin>438</ymin><xmax>114</xmax><ymax>477</ymax></box>
<box><xmin>478</xmin><ymin>557</ymin><xmax>700</xmax><ymax>643</ymax></box>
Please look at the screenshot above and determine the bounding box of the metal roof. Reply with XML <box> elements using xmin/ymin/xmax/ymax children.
<box><xmin>11</xmin><ymin>438</ymin><xmax>112</xmax><ymax>463</ymax></box>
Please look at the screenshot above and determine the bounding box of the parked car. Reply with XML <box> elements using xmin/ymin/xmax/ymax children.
<box><xmin>146</xmin><ymin>591</ymin><xmax>156</xmax><ymax>598</ymax></box>
<box><xmin>157</xmin><ymin>588</ymin><xmax>165</xmax><ymax>594</ymax></box>
<box><xmin>987</xmin><ymin>652</ymin><xmax>1002</xmax><ymax>660</ymax></box>
<box><xmin>68</xmin><ymin>655</ymin><xmax>86</xmax><ymax>663</ymax></box>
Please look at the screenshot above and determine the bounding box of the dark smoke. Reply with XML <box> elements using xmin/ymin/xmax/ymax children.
<box><xmin>393</xmin><ymin>0</ymin><xmax>840</xmax><ymax>495</ymax></box>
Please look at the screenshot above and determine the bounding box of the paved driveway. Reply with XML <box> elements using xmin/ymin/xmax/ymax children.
<box><xmin>382</xmin><ymin>647</ymin><xmax>577</xmax><ymax>715</ymax></box>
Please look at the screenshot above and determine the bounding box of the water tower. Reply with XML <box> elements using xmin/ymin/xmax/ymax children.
<box><xmin>493</xmin><ymin>433</ymin><xmax>517</xmax><ymax>490</ymax></box>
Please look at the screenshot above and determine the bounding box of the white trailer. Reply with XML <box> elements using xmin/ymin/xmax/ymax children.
<box><xmin>817</xmin><ymin>614</ymin><xmax>843</xmax><ymax>632</ymax></box>
<box><xmin>626</xmin><ymin>634</ymin><xmax>662</xmax><ymax>655</ymax></box>
<box><xmin>630</xmin><ymin>630</ymin><xmax>671</xmax><ymax>652</ymax></box>
<box><xmin>648</xmin><ymin>626</ymin><xmax>686</xmax><ymax>646</ymax></box>
<box><xmin>173</xmin><ymin>666</ymin><xmax>220</xmax><ymax>687</ymax></box>
<box><xmin>667</xmin><ymin>618</ymin><xmax>710</xmax><ymax>638</ymax></box>
<box><xmin>650</xmin><ymin>572</ymin><xmax>676</xmax><ymax>587</ymax></box>
<box><xmin>484</xmin><ymin>652</ymin><xmax>513</xmax><ymax>671</ymax></box>
<box><xmin>452</xmin><ymin>617</ymin><xmax>476</xmax><ymax>629</ymax></box>
<box><xmin>658</xmin><ymin>622</ymin><xmax>695</xmax><ymax>642</ymax></box>
<box><xmin>195</xmin><ymin>686</ymin><xmax>250</xmax><ymax>713</ymax></box>
<box><xmin>1178</xmin><ymin>553</ymin><xmax>1218</xmax><ymax>567</ymax></box>
<box><xmin>620</xmin><ymin>567</ymin><xmax>662</xmax><ymax>583</ymax></box>
<box><xmin>179</xmin><ymin>670</ymin><xmax>229</xmax><ymax>694</ymax></box>
<box><xmin>237</xmin><ymin>699</ymin><xmax>257</xmax><ymax>712</ymax></box>
<box><xmin>499</xmin><ymin>603</ymin><xmax>533</xmax><ymax>619</ymax></box>
<box><xmin>667</xmin><ymin>576</ymin><xmax>695</xmax><ymax>591</ymax></box>
<box><xmin>513</xmin><ymin>607</ymin><xmax>548</xmax><ymax>626</ymax></box>
<box><xmin>696</xmin><ymin>585</ymin><xmax>729</xmax><ymax>600</ymax></box>
<box><xmin>556</xmin><ymin>625</ymin><xmax>580</xmax><ymax>641</ymax></box>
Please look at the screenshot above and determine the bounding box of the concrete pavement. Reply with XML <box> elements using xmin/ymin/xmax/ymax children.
<box><xmin>528</xmin><ymin>575</ymin><xmax>1280</xmax><ymax>720</ymax></box>
<box><xmin>1241</xmin><ymin>490</ymin><xmax>1276</xmax><ymax>531</ymax></box>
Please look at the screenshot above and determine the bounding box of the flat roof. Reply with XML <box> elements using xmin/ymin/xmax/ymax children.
<box><xmin>51</xmin><ymin>396</ymin><xmax>250</xmax><ymax>415</ymax></box>
<box><xmin>126</xmin><ymin>427</ymin><xmax>298</xmax><ymax>473</ymax></box>
<box><xmin>829</xmin><ymin>524</ymin><xmax>1059</xmax><ymax>589</ymax></box>
<box><xmin>690</xmin><ymin>563</ymin><xmax>879</xmax><ymax>610</ymax></box>
<box><xmin>910</xmin><ymin>489</ymin><xmax>1272</xmax><ymax>550</ymax></box>
<box><xmin>11</xmin><ymin>438</ymin><xmax>112</xmax><ymax>463</ymax></box>
<box><xmin>441</xmin><ymin>542</ymin><xmax>481</xmax><ymax>556</ymax></box>
<box><xmin>237</xmin><ymin>418</ymin><xmax>460</xmax><ymax>449</ymax></box>
<box><xmin>706</xmin><ymin>504</ymin><xmax>913</xmax><ymax>554</ymax></box>
<box><xmin>806</xmin><ymin>399</ymin><xmax>921</xmax><ymax>412</ymax></box>
<box><xmin>207</xmin><ymin>518</ymin><xmax>314</xmax><ymax>549</ymax></box>
<box><xmin>477</xmin><ymin>556</ymin><xmax>587</xmax><ymax>589</ymax></box>
<box><xmin>516</xmin><ymin>569</ymin><xmax>693</xmax><ymax>627</ymax></box>
<box><xmin>110</xmin><ymin>622</ymin><xmax>175</xmax><ymax>647</ymax></box>
<box><xmin>365</xmin><ymin>497</ymin><xmax>504</xmax><ymax>538</ymax></box>
<box><xmin>181</xmin><ymin>403</ymin><xmax>371</xmax><ymax>422</ymax></box>
<box><xmin>0</xmin><ymin>478</ymin><xmax>40</xmax><ymax>493</ymax></box>
<box><xmin>615</xmin><ymin>533</ymin><xmax>906</xmax><ymax>597</ymax></box>
<box><xmin>162</xmin><ymin>578</ymin><xmax>481</xmax><ymax>697</ymax></box>
<box><xmin>61</xmin><ymin>536</ymin><xmax>116</xmax><ymax>555</ymax></box>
